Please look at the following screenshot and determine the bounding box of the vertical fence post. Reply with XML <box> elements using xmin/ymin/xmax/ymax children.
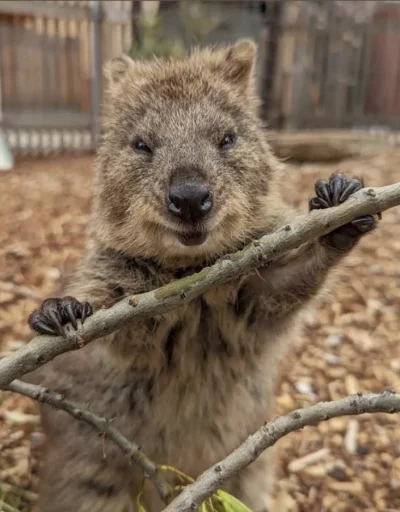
<box><xmin>260</xmin><ymin>0</ymin><xmax>285</xmax><ymax>128</ymax></box>
<box><xmin>89</xmin><ymin>0</ymin><xmax>102</xmax><ymax>150</ymax></box>
<box><xmin>357</xmin><ymin>23</ymin><xmax>372</xmax><ymax>121</ymax></box>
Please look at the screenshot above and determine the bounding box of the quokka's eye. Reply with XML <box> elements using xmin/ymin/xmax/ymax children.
<box><xmin>132</xmin><ymin>138</ymin><xmax>152</xmax><ymax>155</ymax></box>
<box><xmin>219</xmin><ymin>133</ymin><xmax>236</xmax><ymax>149</ymax></box>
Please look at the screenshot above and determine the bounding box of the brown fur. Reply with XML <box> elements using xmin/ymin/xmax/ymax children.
<box><xmin>27</xmin><ymin>41</ymin><xmax>373</xmax><ymax>512</ymax></box>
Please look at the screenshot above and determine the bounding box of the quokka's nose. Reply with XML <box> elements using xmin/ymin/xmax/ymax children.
<box><xmin>167</xmin><ymin>184</ymin><xmax>212</xmax><ymax>224</ymax></box>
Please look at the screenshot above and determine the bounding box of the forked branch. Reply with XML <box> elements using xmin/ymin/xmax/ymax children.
<box><xmin>6</xmin><ymin>380</ymin><xmax>400</xmax><ymax>512</ymax></box>
<box><xmin>162</xmin><ymin>391</ymin><xmax>400</xmax><ymax>512</ymax></box>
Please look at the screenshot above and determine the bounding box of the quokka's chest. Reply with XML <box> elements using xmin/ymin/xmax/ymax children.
<box><xmin>111</xmin><ymin>278</ymin><xmax>265</xmax><ymax>376</ymax></box>
<box><xmin>151</xmin><ymin>286</ymin><xmax>259</xmax><ymax>365</ymax></box>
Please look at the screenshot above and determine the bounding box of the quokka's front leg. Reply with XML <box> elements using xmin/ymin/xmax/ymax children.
<box><xmin>309</xmin><ymin>172</ymin><xmax>378</xmax><ymax>251</ymax></box>
<box><xmin>28</xmin><ymin>296</ymin><xmax>93</xmax><ymax>336</ymax></box>
<box><xmin>236</xmin><ymin>173</ymin><xmax>379</xmax><ymax>322</ymax></box>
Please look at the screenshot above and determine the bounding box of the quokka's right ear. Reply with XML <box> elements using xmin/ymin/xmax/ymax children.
<box><xmin>103</xmin><ymin>54</ymin><xmax>136</xmax><ymax>87</ymax></box>
<box><xmin>217</xmin><ymin>39</ymin><xmax>257</xmax><ymax>94</ymax></box>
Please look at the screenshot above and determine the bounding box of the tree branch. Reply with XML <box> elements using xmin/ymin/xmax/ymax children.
<box><xmin>5</xmin><ymin>379</ymin><xmax>171</xmax><ymax>503</ymax></box>
<box><xmin>163</xmin><ymin>391</ymin><xmax>400</xmax><ymax>512</ymax></box>
<box><xmin>6</xmin><ymin>380</ymin><xmax>400</xmax><ymax>512</ymax></box>
<box><xmin>1</xmin><ymin>182</ymin><xmax>400</xmax><ymax>388</ymax></box>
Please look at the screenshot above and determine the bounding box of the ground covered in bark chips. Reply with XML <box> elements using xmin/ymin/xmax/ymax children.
<box><xmin>0</xmin><ymin>148</ymin><xmax>399</xmax><ymax>512</ymax></box>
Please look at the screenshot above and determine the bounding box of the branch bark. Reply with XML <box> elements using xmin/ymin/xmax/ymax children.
<box><xmin>163</xmin><ymin>391</ymin><xmax>400</xmax><ymax>512</ymax></box>
<box><xmin>5</xmin><ymin>379</ymin><xmax>171</xmax><ymax>503</ymax></box>
<box><xmin>1</xmin><ymin>182</ymin><xmax>400</xmax><ymax>388</ymax></box>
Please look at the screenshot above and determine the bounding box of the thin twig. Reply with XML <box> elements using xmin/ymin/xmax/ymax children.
<box><xmin>162</xmin><ymin>392</ymin><xmax>400</xmax><ymax>512</ymax></box>
<box><xmin>5</xmin><ymin>380</ymin><xmax>171</xmax><ymax>504</ymax></box>
<box><xmin>0</xmin><ymin>182</ymin><xmax>400</xmax><ymax>388</ymax></box>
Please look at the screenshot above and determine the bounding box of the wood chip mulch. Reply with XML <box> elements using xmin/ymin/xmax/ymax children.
<box><xmin>0</xmin><ymin>149</ymin><xmax>399</xmax><ymax>511</ymax></box>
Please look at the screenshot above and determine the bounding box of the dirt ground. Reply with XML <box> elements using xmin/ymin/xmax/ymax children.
<box><xmin>0</xmin><ymin>148</ymin><xmax>399</xmax><ymax>511</ymax></box>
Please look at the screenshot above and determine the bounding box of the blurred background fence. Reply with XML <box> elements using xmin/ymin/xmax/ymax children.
<box><xmin>0</xmin><ymin>0</ymin><xmax>400</xmax><ymax>155</ymax></box>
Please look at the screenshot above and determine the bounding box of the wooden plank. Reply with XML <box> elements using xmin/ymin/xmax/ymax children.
<box><xmin>268</xmin><ymin>130</ymin><xmax>395</xmax><ymax>163</ymax></box>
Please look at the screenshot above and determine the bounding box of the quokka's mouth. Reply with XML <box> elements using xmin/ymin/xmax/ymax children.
<box><xmin>176</xmin><ymin>231</ymin><xmax>207</xmax><ymax>246</ymax></box>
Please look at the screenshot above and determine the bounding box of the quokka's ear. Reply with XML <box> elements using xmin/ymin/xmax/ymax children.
<box><xmin>103</xmin><ymin>54</ymin><xmax>136</xmax><ymax>87</ymax></box>
<box><xmin>217</xmin><ymin>39</ymin><xmax>257</xmax><ymax>93</ymax></box>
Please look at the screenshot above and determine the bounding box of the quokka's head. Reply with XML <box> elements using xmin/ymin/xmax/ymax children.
<box><xmin>93</xmin><ymin>40</ymin><xmax>279</xmax><ymax>266</ymax></box>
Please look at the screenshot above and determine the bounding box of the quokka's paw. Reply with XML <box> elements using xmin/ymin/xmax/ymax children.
<box><xmin>28</xmin><ymin>296</ymin><xmax>93</xmax><ymax>336</ymax></box>
<box><xmin>309</xmin><ymin>173</ymin><xmax>379</xmax><ymax>251</ymax></box>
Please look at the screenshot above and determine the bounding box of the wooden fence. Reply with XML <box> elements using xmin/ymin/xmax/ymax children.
<box><xmin>0</xmin><ymin>23</ymin><xmax>84</xmax><ymax>110</ymax></box>
<box><xmin>0</xmin><ymin>1</ymin><xmax>400</xmax><ymax>155</ymax></box>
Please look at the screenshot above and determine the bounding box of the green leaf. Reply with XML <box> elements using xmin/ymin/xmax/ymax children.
<box><xmin>215</xmin><ymin>490</ymin><xmax>253</xmax><ymax>512</ymax></box>
<box><xmin>197</xmin><ymin>501</ymin><xmax>208</xmax><ymax>512</ymax></box>
<box><xmin>136</xmin><ymin>487</ymin><xmax>147</xmax><ymax>512</ymax></box>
